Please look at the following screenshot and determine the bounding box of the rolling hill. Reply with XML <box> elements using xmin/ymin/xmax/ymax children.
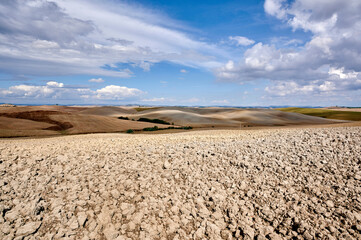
<box><xmin>277</xmin><ymin>107</ymin><xmax>361</xmax><ymax>121</ymax></box>
<box><xmin>0</xmin><ymin>105</ymin><xmax>354</xmax><ymax>137</ymax></box>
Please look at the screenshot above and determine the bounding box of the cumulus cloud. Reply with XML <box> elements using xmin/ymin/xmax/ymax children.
<box><xmin>264</xmin><ymin>0</ymin><xmax>287</xmax><ymax>19</ymax></box>
<box><xmin>46</xmin><ymin>81</ymin><xmax>64</xmax><ymax>87</ymax></box>
<box><xmin>89</xmin><ymin>78</ymin><xmax>105</xmax><ymax>83</ymax></box>
<box><xmin>0</xmin><ymin>0</ymin><xmax>225</xmax><ymax>78</ymax></box>
<box><xmin>265</xmin><ymin>81</ymin><xmax>334</xmax><ymax>97</ymax></box>
<box><xmin>0</xmin><ymin>81</ymin><xmax>143</xmax><ymax>102</ymax></box>
<box><xmin>95</xmin><ymin>85</ymin><xmax>143</xmax><ymax>100</ymax></box>
<box><xmin>229</xmin><ymin>36</ymin><xmax>255</xmax><ymax>46</ymax></box>
<box><xmin>180</xmin><ymin>69</ymin><xmax>188</xmax><ymax>73</ymax></box>
<box><xmin>216</xmin><ymin>0</ymin><xmax>361</xmax><ymax>98</ymax></box>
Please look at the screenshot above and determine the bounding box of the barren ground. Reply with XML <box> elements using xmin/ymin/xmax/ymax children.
<box><xmin>0</xmin><ymin>127</ymin><xmax>360</xmax><ymax>240</ymax></box>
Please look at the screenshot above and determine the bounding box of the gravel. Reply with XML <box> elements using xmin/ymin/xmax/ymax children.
<box><xmin>0</xmin><ymin>127</ymin><xmax>360</xmax><ymax>239</ymax></box>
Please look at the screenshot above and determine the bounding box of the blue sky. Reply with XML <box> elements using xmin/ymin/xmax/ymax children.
<box><xmin>0</xmin><ymin>0</ymin><xmax>360</xmax><ymax>106</ymax></box>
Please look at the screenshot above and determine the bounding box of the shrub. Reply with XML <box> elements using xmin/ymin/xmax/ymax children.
<box><xmin>118</xmin><ymin>116</ymin><xmax>129</xmax><ymax>120</ymax></box>
<box><xmin>137</xmin><ymin>118</ymin><xmax>170</xmax><ymax>125</ymax></box>
<box><xmin>134</xmin><ymin>107</ymin><xmax>160</xmax><ymax>112</ymax></box>
<box><xmin>126</xmin><ymin>129</ymin><xmax>134</xmax><ymax>133</ymax></box>
<box><xmin>142</xmin><ymin>125</ymin><xmax>192</xmax><ymax>132</ymax></box>
<box><xmin>143</xmin><ymin>126</ymin><xmax>159</xmax><ymax>131</ymax></box>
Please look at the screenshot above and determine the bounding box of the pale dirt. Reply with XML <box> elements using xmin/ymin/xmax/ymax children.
<box><xmin>0</xmin><ymin>127</ymin><xmax>360</xmax><ymax>240</ymax></box>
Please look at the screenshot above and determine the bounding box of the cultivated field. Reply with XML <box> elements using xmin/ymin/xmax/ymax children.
<box><xmin>0</xmin><ymin>127</ymin><xmax>360</xmax><ymax>239</ymax></box>
<box><xmin>277</xmin><ymin>107</ymin><xmax>361</xmax><ymax>121</ymax></box>
<box><xmin>0</xmin><ymin>105</ymin><xmax>347</xmax><ymax>137</ymax></box>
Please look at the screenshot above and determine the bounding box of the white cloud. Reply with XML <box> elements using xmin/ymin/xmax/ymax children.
<box><xmin>0</xmin><ymin>81</ymin><xmax>66</xmax><ymax>99</ymax></box>
<box><xmin>229</xmin><ymin>36</ymin><xmax>255</xmax><ymax>46</ymax></box>
<box><xmin>0</xmin><ymin>81</ymin><xmax>143</xmax><ymax>102</ymax></box>
<box><xmin>284</xmin><ymin>39</ymin><xmax>303</xmax><ymax>46</ymax></box>
<box><xmin>216</xmin><ymin>0</ymin><xmax>361</xmax><ymax>98</ymax></box>
<box><xmin>32</xmin><ymin>40</ymin><xmax>60</xmax><ymax>49</ymax></box>
<box><xmin>47</xmin><ymin>81</ymin><xmax>64</xmax><ymax>87</ymax></box>
<box><xmin>89</xmin><ymin>78</ymin><xmax>105</xmax><ymax>83</ymax></box>
<box><xmin>95</xmin><ymin>85</ymin><xmax>144</xmax><ymax>100</ymax></box>
<box><xmin>136</xmin><ymin>61</ymin><xmax>152</xmax><ymax>72</ymax></box>
<box><xmin>328</xmin><ymin>67</ymin><xmax>358</xmax><ymax>79</ymax></box>
<box><xmin>180</xmin><ymin>69</ymin><xmax>188</xmax><ymax>73</ymax></box>
<box><xmin>0</xmin><ymin>0</ymin><xmax>225</xmax><ymax>77</ymax></box>
<box><xmin>264</xmin><ymin>0</ymin><xmax>287</xmax><ymax>19</ymax></box>
<box><xmin>266</xmin><ymin>81</ymin><xmax>319</xmax><ymax>97</ymax></box>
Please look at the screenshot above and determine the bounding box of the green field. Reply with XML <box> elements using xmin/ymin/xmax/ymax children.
<box><xmin>134</xmin><ymin>107</ymin><xmax>161</xmax><ymax>112</ymax></box>
<box><xmin>277</xmin><ymin>107</ymin><xmax>361</xmax><ymax>121</ymax></box>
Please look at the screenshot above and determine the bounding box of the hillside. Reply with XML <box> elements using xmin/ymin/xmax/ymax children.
<box><xmin>0</xmin><ymin>106</ymin><xmax>172</xmax><ymax>137</ymax></box>
<box><xmin>0</xmin><ymin>105</ymin><xmax>352</xmax><ymax>137</ymax></box>
<box><xmin>277</xmin><ymin>107</ymin><xmax>361</xmax><ymax>121</ymax></box>
<box><xmin>125</xmin><ymin>107</ymin><xmax>340</xmax><ymax>127</ymax></box>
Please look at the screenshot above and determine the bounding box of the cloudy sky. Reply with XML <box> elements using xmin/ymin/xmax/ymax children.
<box><xmin>0</xmin><ymin>0</ymin><xmax>360</xmax><ymax>106</ymax></box>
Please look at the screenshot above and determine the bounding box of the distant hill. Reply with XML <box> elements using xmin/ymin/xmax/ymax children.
<box><xmin>277</xmin><ymin>107</ymin><xmax>361</xmax><ymax>121</ymax></box>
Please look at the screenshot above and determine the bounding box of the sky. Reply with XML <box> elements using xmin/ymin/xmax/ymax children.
<box><xmin>0</xmin><ymin>0</ymin><xmax>360</xmax><ymax>106</ymax></box>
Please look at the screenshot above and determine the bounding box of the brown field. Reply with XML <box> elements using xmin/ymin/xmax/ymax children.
<box><xmin>0</xmin><ymin>105</ymin><xmax>357</xmax><ymax>137</ymax></box>
<box><xmin>0</xmin><ymin>106</ymin><xmax>171</xmax><ymax>137</ymax></box>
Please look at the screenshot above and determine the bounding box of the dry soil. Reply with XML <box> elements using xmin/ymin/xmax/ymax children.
<box><xmin>0</xmin><ymin>127</ymin><xmax>360</xmax><ymax>239</ymax></box>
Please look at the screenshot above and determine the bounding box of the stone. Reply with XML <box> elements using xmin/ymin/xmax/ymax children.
<box><xmin>206</xmin><ymin>222</ymin><xmax>221</xmax><ymax>237</ymax></box>
<box><xmin>5</xmin><ymin>209</ymin><xmax>19</xmax><ymax>223</ymax></box>
<box><xmin>267</xmin><ymin>232</ymin><xmax>282</xmax><ymax>240</ymax></box>
<box><xmin>241</xmin><ymin>225</ymin><xmax>254</xmax><ymax>239</ymax></box>
<box><xmin>163</xmin><ymin>161</ymin><xmax>171</xmax><ymax>169</ymax></box>
<box><xmin>68</xmin><ymin>216</ymin><xmax>79</xmax><ymax>230</ymax></box>
<box><xmin>103</xmin><ymin>224</ymin><xmax>118</xmax><ymax>240</ymax></box>
<box><xmin>1</xmin><ymin>222</ymin><xmax>11</xmax><ymax>235</ymax></box>
<box><xmin>110</xmin><ymin>189</ymin><xmax>120</xmax><ymax>199</ymax></box>
<box><xmin>127</xmin><ymin>222</ymin><xmax>136</xmax><ymax>231</ymax></box>
<box><xmin>115</xmin><ymin>235</ymin><xmax>128</xmax><ymax>240</ymax></box>
<box><xmin>194</xmin><ymin>226</ymin><xmax>205</xmax><ymax>239</ymax></box>
<box><xmin>325</xmin><ymin>200</ymin><xmax>334</xmax><ymax>208</ymax></box>
<box><xmin>166</xmin><ymin>219</ymin><xmax>179</xmax><ymax>234</ymax></box>
<box><xmin>16</xmin><ymin>221</ymin><xmax>42</xmax><ymax>237</ymax></box>
<box><xmin>78</xmin><ymin>212</ymin><xmax>88</xmax><ymax>227</ymax></box>
<box><xmin>98</xmin><ymin>206</ymin><xmax>112</xmax><ymax>226</ymax></box>
<box><xmin>87</xmin><ymin>220</ymin><xmax>97</xmax><ymax>232</ymax></box>
<box><xmin>303</xmin><ymin>230</ymin><xmax>313</xmax><ymax>240</ymax></box>
<box><xmin>221</xmin><ymin>230</ymin><xmax>232</xmax><ymax>239</ymax></box>
<box><xmin>327</xmin><ymin>225</ymin><xmax>336</xmax><ymax>233</ymax></box>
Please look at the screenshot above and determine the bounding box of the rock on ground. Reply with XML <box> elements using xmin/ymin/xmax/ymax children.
<box><xmin>0</xmin><ymin>127</ymin><xmax>360</xmax><ymax>239</ymax></box>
